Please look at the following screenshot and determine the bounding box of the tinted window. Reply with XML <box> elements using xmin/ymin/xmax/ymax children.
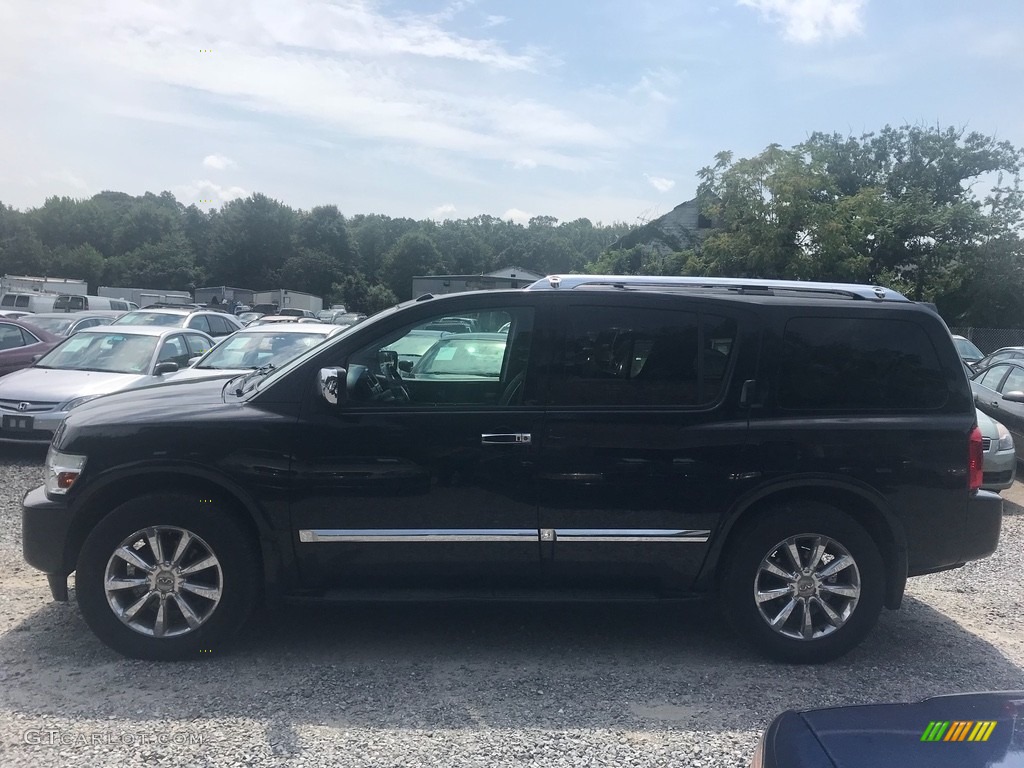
<box><xmin>780</xmin><ymin>318</ymin><xmax>947</xmax><ymax>410</ymax></box>
<box><xmin>977</xmin><ymin>365</ymin><xmax>1009</xmax><ymax>390</ymax></box>
<box><xmin>0</xmin><ymin>295</ymin><xmax>14</xmax><ymax>308</ymax></box>
<box><xmin>0</xmin><ymin>324</ymin><xmax>26</xmax><ymax>350</ymax></box>
<box><xmin>189</xmin><ymin>315</ymin><xmax>213</xmax><ymax>334</ymax></box>
<box><xmin>549</xmin><ymin>306</ymin><xmax>736</xmax><ymax>407</ymax></box>
<box><xmin>999</xmin><ymin>367</ymin><xmax>1024</xmax><ymax>395</ymax></box>
<box><xmin>15</xmin><ymin>295</ymin><xmax>29</xmax><ymax>308</ymax></box>
<box><xmin>20</xmin><ymin>328</ymin><xmax>40</xmax><ymax>345</ymax></box>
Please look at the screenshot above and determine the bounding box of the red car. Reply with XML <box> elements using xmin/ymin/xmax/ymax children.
<box><xmin>0</xmin><ymin>318</ymin><xmax>61</xmax><ymax>377</ymax></box>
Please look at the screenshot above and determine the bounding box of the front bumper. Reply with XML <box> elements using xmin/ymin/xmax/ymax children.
<box><xmin>0</xmin><ymin>410</ymin><xmax>65</xmax><ymax>444</ymax></box>
<box><xmin>961</xmin><ymin>489</ymin><xmax>1003</xmax><ymax>563</ymax></box>
<box><xmin>22</xmin><ymin>484</ymin><xmax>75</xmax><ymax>593</ymax></box>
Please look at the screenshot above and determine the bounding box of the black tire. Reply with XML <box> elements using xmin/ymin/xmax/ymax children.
<box><xmin>75</xmin><ymin>493</ymin><xmax>260</xmax><ymax>661</ymax></box>
<box><xmin>720</xmin><ymin>501</ymin><xmax>884</xmax><ymax>664</ymax></box>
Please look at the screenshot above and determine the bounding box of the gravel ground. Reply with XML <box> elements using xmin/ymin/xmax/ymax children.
<box><xmin>0</xmin><ymin>442</ymin><xmax>1022</xmax><ymax>768</ymax></box>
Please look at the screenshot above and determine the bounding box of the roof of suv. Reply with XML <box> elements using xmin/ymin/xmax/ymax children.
<box><xmin>526</xmin><ymin>274</ymin><xmax>911</xmax><ymax>302</ymax></box>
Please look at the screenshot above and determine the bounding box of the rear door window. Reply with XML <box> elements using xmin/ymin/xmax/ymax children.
<box><xmin>189</xmin><ymin>315</ymin><xmax>213</xmax><ymax>334</ymax></box>
<box><xmin>549</xmin><ymin>306</ymin><xmax>737</xmax><ymax>407</ymax></box>
<box><xmin>999</xmin><ymin>367</ymin><xmax>1024</xmax><ymax>395</ymax></box>
<box><xmin>779</xmin><ymin>317</ymin><xmax>947</xmax><ymax>410</ymax></box>
<box><xmin>976</xmin><ymin>365</ymin><xmax>1010</xmax><ymax>391</ymax></box>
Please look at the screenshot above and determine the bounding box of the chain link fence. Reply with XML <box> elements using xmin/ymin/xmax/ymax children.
<box><xmin>951</xmin><ymin>328</ymin><xmax>1024</xmax><ymax>354</ymax></box>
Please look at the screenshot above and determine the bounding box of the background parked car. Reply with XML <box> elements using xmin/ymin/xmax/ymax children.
<box><xmin>20</xmin><ymin>311</ymin><xmax>125</xmax><ymax>337</ymax></box>
<box><xmin>971</xmin><ymin>360</ymin><xmax>1024</xmax><ymax>462</ymax></box>
<box><xmin>976</xmin><ymin>407</ymin><xmax>1016</xmax><ymax>490</ymax></box>
<box><xmin>0</xmin><ymin>310</ymin><xmax>34</xmax><ymax>319</ymax></box>
<box><xmin>383</xmin><ymin>329</ymin><xmax>452</xmax><ymax>368</ymax></box>
<box><xmin>0</xmin><ymin>326</ymin><xmax>214</xmax><ymax>443</ymax></box>
<box><xmin>0</xmin><ymin>318</ymin><xmax>61</xmax><ymax>377</ymax></box>
<box><xmin>163</xmin><ymin>323</ymin><xmax>345</xmax><ymax>383</ymax></box>
<box><xmin>278</xmin><ymin>308</ymin><xmax>318</xmax><ymax>318</ymax></box>
<box><xmin>111</xmin><ymin>307</ymin><xmax>242</xmax><ymax>337</ymax></box>
<box><xmin>953</xmin><ymin>334</ymin><xmax>985</xmax><ymax>368</ymax></box>
<box><xmin>407</xmin><ymin>333</ymin><xmax>508</xmax><ymax>378</ymax></box>
<box><xmin>975</xmin><ymin>345</ymin><xmax>1024</xmax><ymax>371</ymax></box>
<box><xmin>237</xmin><ymin>311</ymin><xmax>264</xmax><ymax>326</ymax></box>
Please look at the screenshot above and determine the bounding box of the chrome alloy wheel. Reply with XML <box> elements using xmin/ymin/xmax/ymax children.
<box><xmin>103</xmin><ymin>526</ymin><xmax>223</xmax><ymax>638</ymax></box>
<box><xmin>753</xmin><ymin>533</ymin><xmax>861</xmax><ymax>641</ymax></box>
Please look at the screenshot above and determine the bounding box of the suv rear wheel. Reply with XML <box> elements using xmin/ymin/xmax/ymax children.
<box><xmin>720</xmin><ymin>502</ymin><xmax>884</xmax><ymax>663</ymax></box>
<box><xmin>75</xmin><ymin>494</ymin><xmax>259</xmax><ymax>660</ymax></box>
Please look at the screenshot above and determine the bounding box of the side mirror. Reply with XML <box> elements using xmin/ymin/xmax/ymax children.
<box><xmin>187</xmin><ymin>356</ymin><xmax>202</xmax><ymax>366</ymax></box>
<box><xmin>319</xmin><ymin>366</ymin><xmax>347</xmax><ymax>406</ymax></box>
<box><xmin>398</xmin><ymin>360</ymin><xmax>413</xmax><ymax>373</ymax></box>
<box><xmin>31</xmin><ymin>354</ymin><xmax>41</xmax><ymax>363</ymax></box>
<box><xmin>154</xmin><ymin>362</ymin><xmax>179</xmax><ymax>375</ymax></box>
<box><xmin>1003</xmin><ymin>390</ymin><xmax>1024</xmax><ymax>403</ymax></box>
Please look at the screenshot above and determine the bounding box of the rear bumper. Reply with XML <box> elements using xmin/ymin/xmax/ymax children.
<box><xmin>22</xmin><ymin>484</ymin><xmax>74</xmax><ymax>579</ymax></box>
<box><xmin>961</xmin><ymin>489</ymin><xmax>1003</xmax><ymax>562</ymax></box>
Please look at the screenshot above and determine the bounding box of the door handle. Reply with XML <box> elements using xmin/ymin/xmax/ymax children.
<box><xmin>481</xmin><ymin>433</ymin><xmax>532</xmax><ymax>445</ymax></box>
<box><xmin>991</xmin><ymin>401</ymin><xmax>1000</xmax><ymax>408</ymax></box>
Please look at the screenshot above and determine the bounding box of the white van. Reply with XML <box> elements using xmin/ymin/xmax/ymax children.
<box><xmin>0</xmin><ymin>293</ymin><xmax>59</xmax><ymax>313</ymax></box>
<box><xmin>53</xmin><ymin>294</ymin><xmax>133</xmax><ymax>312</ymax></box>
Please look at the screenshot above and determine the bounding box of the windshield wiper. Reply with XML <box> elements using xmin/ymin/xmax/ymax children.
<box><xmin>233</xmin><ymin>363</ymin><xmax>276</xmax><ymax>396</ymax></box>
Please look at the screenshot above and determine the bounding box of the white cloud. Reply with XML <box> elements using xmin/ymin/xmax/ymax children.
<box><xmin>630</xmin><ymin>68</ymin><xmax>681</xmax><ymax>103</ymax></box>
<box><xmin>502</xmin><ymin>207</ymin><xmax>531</xmax><ymax>223</ymax></box>
<box><xmin>202</xmin><ymin>153</ymin><xmax>236</xmax><ymax>170</ymax></box>
<box><xmin>483</xmin><ymin>15</ymin><xmax>509</xmax><ymax>28</ymax></box>
<box><xmin>645</xmin><ymin>174</ymin><xmax>676</xmax><ymax>193</ymax></box>
<box><xmin>432</xmin><ymin>203</ymin><xmax>457</xmax><ymax>217</ymax></box>
<box><xmin>737</xmin><ymin>0</ymin><xmax>866</xmax><ymax>43</ymax></box>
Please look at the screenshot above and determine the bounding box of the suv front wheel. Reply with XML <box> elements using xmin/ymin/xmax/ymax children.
<box><xmin>75</xmin><ymin>494</ymin><xmax>259</xmax><ymax>660</ymax></box>
<box><xmin>720</xmin><ymin>502</ymin><xmax>884</xmax><ymax>664</ymax></box>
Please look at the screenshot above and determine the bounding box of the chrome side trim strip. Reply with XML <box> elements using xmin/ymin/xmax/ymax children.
<box><xmin>299</xmin><ymin>528</ymin><xmax>538</xmax><ymax>543</ymax></box>
<box><xmin>554</xmin><ymin>529</ymin><xmax>710</xmax><ymax>543</ymax></box>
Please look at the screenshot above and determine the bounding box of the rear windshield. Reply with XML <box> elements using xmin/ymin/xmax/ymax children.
<box><xmin>779</xmin><ymin>317</ymin><xmax>948</xmax><ymax>410</ymax></box>
<box><xmin>112</xmin><ymin>311</ymin><xmax>184</xmax><ymax>327</ymax></box>
<box><xmin>23</xmin><ymin>316</ymin><xmax>73</xmax><ymax>335</ymax></box>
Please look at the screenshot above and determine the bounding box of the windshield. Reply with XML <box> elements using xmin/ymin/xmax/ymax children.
<box><xmin>197</xmin><ymin>331</ymin><xmax>330</xmax><ymax>369</ymax></box>
<box><xmin>23</xmin><ymin>316</ymin><xmax>73</xmax><ymax>335</ymax></box>
<box><xmin>412</xmin><ymin>336</ymin><xmax>507</xmax><ymax>377</ymax></box>
<box><xmin>954</xmin><ymin>337</ymin><xmax>984</xmax><ymax>360</ymax></box>
<box><xmin>36</xmin><ymin>332</ymin><xmax>157</xmax><ymax>374</ymax></box>
<box><xmin>383</xmin><ymin>331</ymin><xmax>447</xmax><ymax>358</ymax></box>
<box><xmin>111</xmin><ymin>311</ymin><xmax>184</xmax><ymax>327</ymax></box>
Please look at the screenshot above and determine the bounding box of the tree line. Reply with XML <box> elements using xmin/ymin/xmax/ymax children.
<box><xmin>2</xmin><ymin>124</ymin><xmax>1023</xmax><ymax>324</ymax></box>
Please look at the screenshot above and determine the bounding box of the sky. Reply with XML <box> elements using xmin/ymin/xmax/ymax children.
<box><xmin>1</xmin><ymin>0</ymin><xmax>1023</xmax><ymax>226</ymax></box>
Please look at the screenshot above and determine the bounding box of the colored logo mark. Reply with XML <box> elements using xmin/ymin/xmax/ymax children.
<box><xmin>921</xmin><ymin>721</ymin><xmax>997</xmax><ymax>742</ymax></box>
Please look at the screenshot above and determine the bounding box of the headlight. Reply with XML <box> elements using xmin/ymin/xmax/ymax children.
<box><xmin>62</xmin><ymin>395</ymin><xmax>99</xmax><ymax>411</ymax></box>
<box><xmin>997</xmin><ymin>422</ymin><xmax>1015</xmax><ymax>452</ymax></box>
<box><xmin>44</xmin><ymin>447</ymin><xmax>87</xmax><ymax>495</ymax></box>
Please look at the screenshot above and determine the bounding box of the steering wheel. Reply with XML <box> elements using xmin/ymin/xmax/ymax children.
<box><xmin>380</xmin><ymin>359</ymin><xmax>411</xmax><ymax>403</ymax></box>
<box><xmin>347</xmin><ymin>365</ymin><xmax>388</xmax><ymax>401</ymax></box>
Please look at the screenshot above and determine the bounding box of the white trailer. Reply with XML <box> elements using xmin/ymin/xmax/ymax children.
<box><xmin>98</xmin><ymin>286</ymin><xmax>193</xmax><ymax>306</ymax></box>
<box><xmin>1</xmin><ymin>274</ymin><xmax>88</xmax><ymax>296</ymax></box>
<box><xmin>251</xmin><ymin>289</ymin><xmax>323</xmax><ymax>313</ymax></box>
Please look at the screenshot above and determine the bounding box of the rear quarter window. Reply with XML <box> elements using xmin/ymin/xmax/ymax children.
<box><xmin>779</xmin><ymin>317</ymin><xmax>948</xmax><ymax>411</ymax></box>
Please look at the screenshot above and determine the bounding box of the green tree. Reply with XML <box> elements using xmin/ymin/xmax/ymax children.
<box><xmin>381</xmin><ymin>232</ymin><xmax>444</xmax><ymax>300</ymax></box>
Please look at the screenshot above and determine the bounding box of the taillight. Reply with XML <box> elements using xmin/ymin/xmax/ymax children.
<box><xmin>969</xmin><ymin>426</ymin><xmax>983</xmax><ymax>491</ymax></box>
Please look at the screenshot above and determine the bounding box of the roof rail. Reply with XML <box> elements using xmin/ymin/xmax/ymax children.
<box><xmin>525</xmin><ymin>274</ymin><xmax>909</xmax><ymax>302</ymax></box>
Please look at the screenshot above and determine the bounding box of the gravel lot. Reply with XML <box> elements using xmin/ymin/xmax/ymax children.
<box><xmin>0</xmin><ymin>443</ymin><xmax>1022</xmax><ymax>768</ymax></box>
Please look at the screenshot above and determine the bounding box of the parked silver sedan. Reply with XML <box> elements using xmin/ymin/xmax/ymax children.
<box><xmin>0</xmin><ymin>326</ymin><xmax>214</xmax><ymax>443</ymax></box>
<box><xmin>163</xmin><ymin>322</ymin><xmax>346</xmax><ymax>383</ymax></box>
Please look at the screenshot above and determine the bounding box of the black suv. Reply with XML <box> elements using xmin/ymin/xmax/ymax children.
<box><xmin>22</xmin><ymin>275</ymin><xmax>1001</xmax><ymax>662</ymax></box>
